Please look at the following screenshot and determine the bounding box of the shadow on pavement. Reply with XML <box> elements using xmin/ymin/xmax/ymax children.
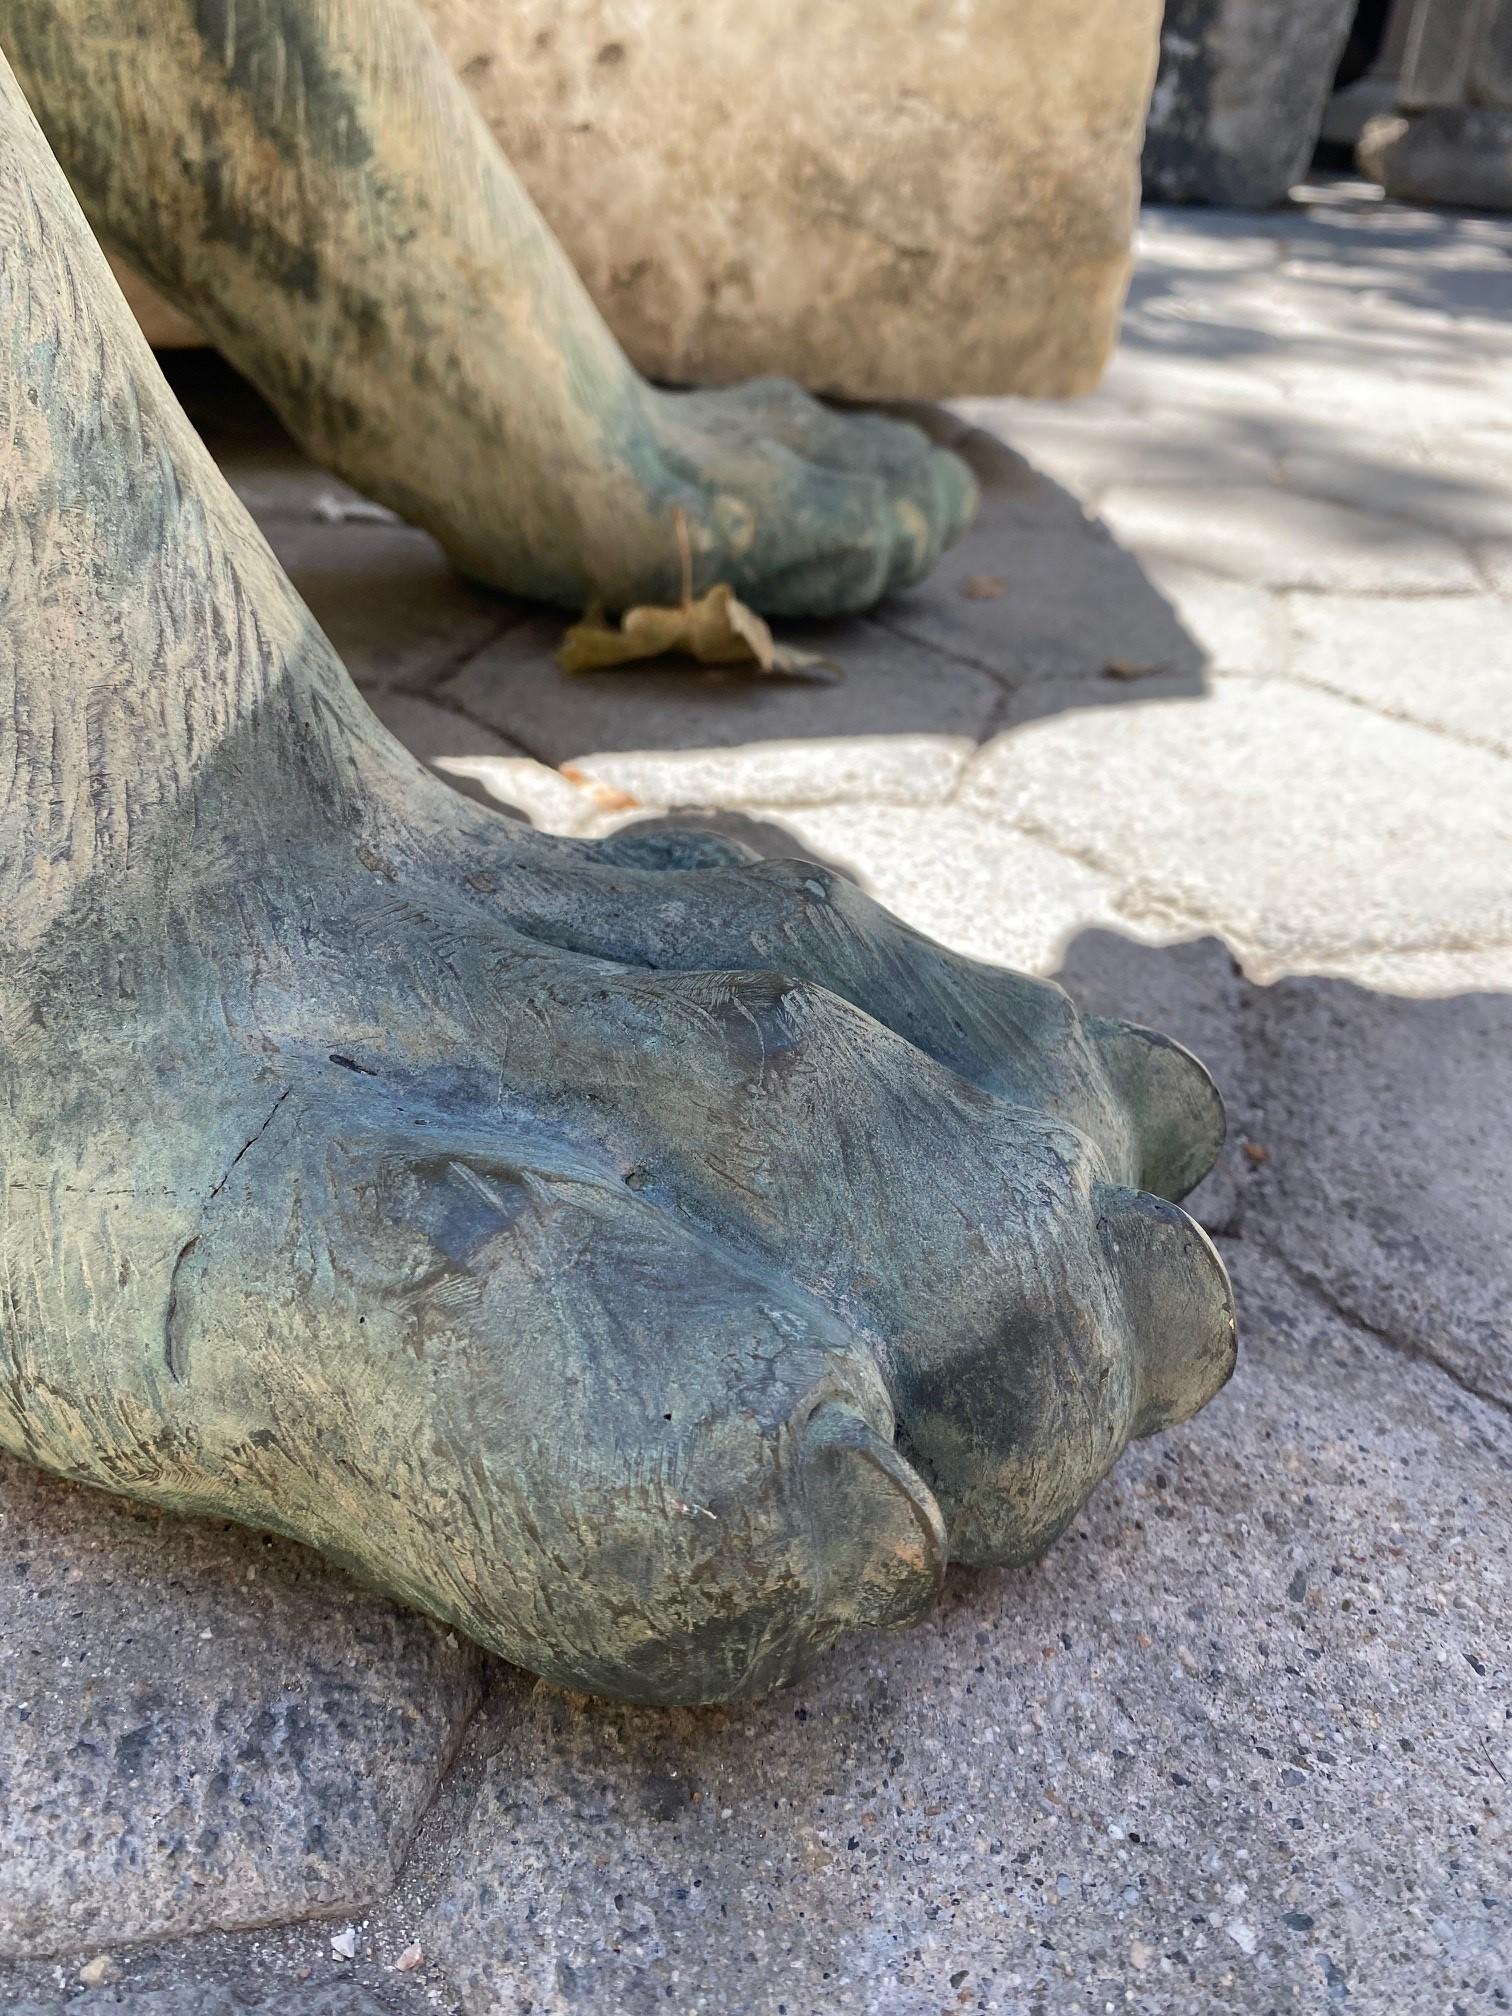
<box><xmin>165</xmin><ymin>350</ymin><xmax>1211</xmax><ymax>764</ymax></box>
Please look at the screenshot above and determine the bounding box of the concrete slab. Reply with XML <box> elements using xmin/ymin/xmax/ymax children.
<box><xmin>958</xmin><ymin>677</ymin><xmax>1512</xmax><ymax>971</ymax></box>
<box><xmin>1098</xmin><ymin>483</ymin><xmax>1482</xmax><ymax>594</ymax></box>
<box><xmin>1283</xmin><ymin>592</ymin><xmax>1512</xmax><ymax>754</ymax></box>
<box><xmin>258</xmin><ymin>521</ymin><xmax>520</xmax><ymax>695</ymax></box>
<box><xmin>1244</xmin><ymin>976</ymin><xmax>1512</xmax><ymax>1413</ymax></box>
<box><xmin>8</xmin><ymin>1992</ymin><xmax>391</xmax><ymax>2016</ymax></box>
<box><xmin>701</xmin><ymin>803</ymin><xmax>1126</xmax><ymax>977</ymax></box>
<box><xmin>0</xmin><ymin>1461</ymin><xmax>481</xmax><ymax>1957</ymax></box>
<box><xmin>440</xmin><ymin>620</ymin><xmax>1003</xmax><ymax>780</ymax></box>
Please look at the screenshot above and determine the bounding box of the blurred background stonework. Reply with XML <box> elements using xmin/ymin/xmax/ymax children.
<box><xmin>1145</xmin><ymin>0</ymin><xmax>1512</xmax><ymax>212</ymax></box>
<box><xmin>110</xmin><ymin>0</ymin><xmax>1512</xmax><ymax>413</ymax></box>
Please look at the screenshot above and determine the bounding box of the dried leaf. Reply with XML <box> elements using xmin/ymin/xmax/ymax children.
<box><xmin>1104</xmin><ymin>661</ymin><xmax>1160</xmax><ymax>682</ymax></box>
<box><xmin>556</xmin><ymin>511</ymin><xmax>838</xmax><ymax>682</ymax></box>
<box><xmin>393</xmin><ymin>1944</ymin><xmax>425</xmax><ymax>1973</ymax></box>
<box><xmin>962</xmin><ymin>573</ymin><xmax>1008</xmax><ymax>601</ymax></box>
<box><xmin>557</xmin><ymin>587</ymin><xmax>836</xmax><ymax>681</ymax></box>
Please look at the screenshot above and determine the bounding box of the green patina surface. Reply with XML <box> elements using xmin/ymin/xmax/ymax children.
<box><xmin>0</xmin><ymin>5</ymin><xmax>1234</xmax><ymax>1705</ymax></box>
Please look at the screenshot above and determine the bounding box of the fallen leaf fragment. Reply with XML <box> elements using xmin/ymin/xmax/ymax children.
<box><xmin>557</xmin><ymin>588</ymin><xmax>837</xmax><ymax>681</ymax></box>
<box><xmin>962</xmin><ymin>573</ymin><xmax>1008</xmax><ymax>600</ymax></box>
<box><xmin>1104</xmin><ymin>660</ymin><xmax>1161</xmax><ymax>681</ymax></box>
<box><xmin>1243</xmin><ymin>1141</ymin><xmax>1271</xmax><ymax>1164</ymax></box>
<box><xmin>393</xmin><ymin>1943</ymin><xmax>425</xmax><ymax>1973</ymax></box>
<box><xmin>556</xmin><ymin>510</ymin><xmax>838</xmax><ymax>682</ymax></box>
<box><xmin>558</xmin><ymin>762</ymin><xmax>641</xmax><ymax>813</ymax></box>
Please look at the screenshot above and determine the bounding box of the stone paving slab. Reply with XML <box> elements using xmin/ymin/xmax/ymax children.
<box><xmin>1276</xmin><ymin>446</ymin><xmax>1512</xmax><ymax>548</ymax></box>
<box><xmin>542</xmin><ymin>732</ymin><xmax>978</xmax><ymax>817</ymax></box>
<box><xmin>991</xmin><ymin>186</ymin><xmax>1512</xmax><ymax>554</ymax></box>
<box><xmin>1055</xmin><ymin>932</ymin><xmax>1512</xmax><ymax>1414</ymax></box>
<box><xmin>1097</xmin><ymin>483</ymin><xmax>1482</xmax><ymax>594</ymax></box>
<box><xmin>948</xmin><ymin>396</ymin><xmax>1284</xmax><ymax>503</ymax></box>
<box><xmin>360</xmin><ymin>692</ymin><xmax>524</xmax><ymax>775</ymax></box>
<box><xmin>0</xmin><ymin>1461</ymin><xmax>481</xmax><ymax>1958</ymax></box>
<box><xmin>1282</xmin><ymin>593</ymin><xmax>1512</xmax><ymax>755</ymax></box>
<box><xmin>258</xmin><ymin>520</ymin><xmax>521</xmax><ymax>697</ymax></box>
<box><xmin>863</xmin><ymin>428</ymin><xmax>1207</xmax><ymax>691</ymax></box>
<box><xmin>8</xmin><ymin>1992</ymin><xmax>391</xmax><ymax>2016</ymax></box>
<box><xmin>1244</xmin><ymin>978</ymin><xmax>1512</xmax><ymax>1415</ymax></box>
<box><xmin>1136</xmin><ymin>561</ymin><xmax>1293</xmax><ymax>679</ymax></box>
<box><xmin>439</xmin><ymin>616</ymin><xmax>1003</xmax><ymax>787</ymax></box>
<box><xmin>957</xmin><ymin>676</ymin><xmax>1512</xmax><ymax>973</ymax></box>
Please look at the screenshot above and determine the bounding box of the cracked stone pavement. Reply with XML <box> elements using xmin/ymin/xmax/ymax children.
<box><xmin>2</xmin><ymin>179</ymin><xmax>1509</xmax><ymax>2016</ymax></box>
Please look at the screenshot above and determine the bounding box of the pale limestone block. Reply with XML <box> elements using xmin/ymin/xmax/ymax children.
<box><xmin>114</xmin><ymin>0</ymin><xmax>1162</xmax><ymax>398</ymax></box>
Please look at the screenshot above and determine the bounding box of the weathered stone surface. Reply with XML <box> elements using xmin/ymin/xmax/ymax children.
<box><xmin>705</xmin><ymin>804</ymin><xmax>1125</xmax><ymax>978</ymax></box>
<box><xmin>1143</xmin><ymin>0</ymin><xmax>1359</xmax><ymax>207</ymax></box>
<box><xmin>1059</xmin><ymin>932</ymin><xmax>1512</xmax><ymax>1415</ymax></box>
<box><xmin>1056</xmin><ymin>933</ymin><xmax>1253</xmax><ymax>1239</ymax></box>
<box><xmin>1285</xmin><ymin>591</ymin><xmax>1512</xmax><ymax>754</ymax></box>
<box><xmin>1394</xmin><ymin>0</ymin><xmax>1512</xmax><ymax>115</ymax></box>
<box><xmin>1244</xmin><ymin>977</ymin><xmax>1512</xmax><ymax>1413</ymax></box>
<box><xmin>0</xmin><ymin>1459</ymin><xmax>481</xmax><ymax>1957</ymax></box>
<box><xmin>253</xmin><ymin>522</ymin><xmax>519</xmax><ymax>697</ymax></box>
<box><xmin>9</xmin><ymin>1991</ymin><xmax>390</xmax><ymax>2016</ymax></box>
<box><xmin>426</xmin><ymin>1241</ymin><xmax>1511</xmax><ymax>2016</ymax></box>
<box><xmin>113</xmin><ymin>0</ymin><xmax>1160</xmax><ymax>399</ymax></box>
<box><xmin>1360</xmin><ymin>106</ymin><xmax>1512</xmax><ymax>210</ymax></box>
<box><xmin>1097</xmin><ymin>482</ymin><xmax>1481</xmax><ymax>593</ymax></box>
<box><xmin>960</xmin><ymin>677</ymin><xmax>1512</xmax><ymax>970</ymax></box>
<box><xmin>439</xmin><ymin>617</ymin><xmax>1001</xmax><ymax>781</ymax></box>
<box><xmin>867</xmin><ymin>427</ymin><xmax>1208</xmax><ymax>694</ymax></box>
